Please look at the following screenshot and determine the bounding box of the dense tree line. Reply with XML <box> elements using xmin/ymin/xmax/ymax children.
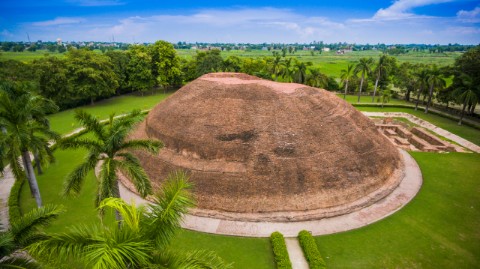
<box><xmin>0</xmin><ymin>40</ymin><xmax>478</xmax><ymax>122</ymax></box>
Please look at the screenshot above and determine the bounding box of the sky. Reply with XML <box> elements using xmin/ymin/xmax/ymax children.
<box><xmin>1</xmin><ymin>0</ymin><xmax>479</xmax><ymax>44</ymax></box>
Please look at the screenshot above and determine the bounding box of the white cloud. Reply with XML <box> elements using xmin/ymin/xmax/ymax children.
<box><xmin>32</xmin><ymin>17</ymin><xmax>83</xmax><ymax>27</ymax></box>
<box><xmin>457</xmin><ymin>6</ymin><xmax>480</xmax><ymax>23</ymax></box>
<box><xmin>445</xmin><ymin>26</ymin><xmax>480</xmax><ymax>35</ymax></box>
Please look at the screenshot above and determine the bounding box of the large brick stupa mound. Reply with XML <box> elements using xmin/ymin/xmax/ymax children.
<box><xmin>127</xmin><ymin>73</ymin><xmax>405</xmax><ymax>221</ymax></box>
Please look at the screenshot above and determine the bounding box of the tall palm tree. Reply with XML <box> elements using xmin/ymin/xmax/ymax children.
<box><xmin>270</xmin><ymin>55</ymin><xmax>282</xmax><ymax>81</ymax></box>
<box><xmin>425</xmin><ymin>65</ymin><xmax>446</xmax><ymax>114</ymax></box>
<box><xmin>454</xmin><ymin>73</ymin><xmax>479</xmax><ymax>125</ymax></box>
<box><xmin>340</xmin><ymin>64</ymin><xmax>355</xmax><ymax>99</ymax></box>
<box><xmin>414</xmin><ymin>67</ymin><xmax>429</xmax><ymax>111</ymax></box>
<box><xmin>0</xmin><ymin>82</ymin><xmax>59</xmax><ymax>208</ymax></box>
<box><xmin>0</xmin><ymin>204</ymin><xmax>64</xmax><ymax>269</ymax></box>
<box><xmin>59</xmin><ymin>110</ymin><xmax>162</xmax><ymax>218</ymax></box>
<box><xmin>306</xmin><ymin>68</ymin><xmax>328</xmax><ymax>88</ymax></box>
<box><xmin>354</xmin><ymin>57</ymin><xmax>374</xmax><ymax>103</ymax></box>
<box><xmin>371</xmin><ymin>54</ymin><xmax>393</xmax><ymax>102</ymax></box>
<box><xmin>28</xmin><ymin>172</ymin><xmax>232</xmax><ymax>269</ymax></box>
<box><xmin>292</xmin><ymin>60</ymin><xmax>312</xmax><ymax>84</ymax></box>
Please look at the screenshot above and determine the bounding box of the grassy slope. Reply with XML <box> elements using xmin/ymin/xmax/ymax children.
<box><xmin>317</xmin><ymin>152</ymin><xmax>480</xmax><ymax>269</ymax></box>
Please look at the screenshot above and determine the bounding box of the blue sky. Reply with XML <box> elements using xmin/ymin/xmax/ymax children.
<box><xmin>1</xmin><ymin>0</ymin><xmax>479</xmax><ymax>44</ymax></box>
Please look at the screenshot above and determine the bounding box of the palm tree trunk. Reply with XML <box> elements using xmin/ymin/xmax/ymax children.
<box><xmin>343</xmin><ymin>79</ymin><xmax>348</xmax><ymax>99</ymax></box>
<box><xmin>113</xmin><ymin>181</ymin><xmax>123</xmax><ymax>223</ymax></box>
<box><xmin>34</xmin><ymin>152</ymin><xmax>43</xmax><ymax>175</ymax></box>
<box><xmin>415</xmin><ymin>89</ymin><xmax>421</xmax><ymax>111</ymax></box>
<box><xmin>22</xmin><ymin>151</ymin><xmax>42</xmax><ymax>207</ymax></box>
<box><xmin>459</xmin><ymin>101</ymin><xmax>467</xmax><ymax>125</ymax></box>
<box><xmin>357</xmin><ymin>73</ymin><xmax>364</xmax><ymax>103</ymax></box>
<box><xmin>372</xmin><ymin>73</ymin><xmax>380</xmax><ymax>102</ymax></box>
<box><xmin>425</xmin><ymin>84</ymin><xmax>434</xmax><ymax>114</ymax></box>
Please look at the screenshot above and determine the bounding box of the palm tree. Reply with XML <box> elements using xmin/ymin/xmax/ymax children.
<box><xmin>279</xmin><ymin>58</ymin><xmax>294</xmax><ymax>82</ymax></box>
<box><xmin>371</xmin><ymin>54</ymin><xmax>393</xmax><ymax>102</ymax></box>
<box><xmin>292</xmin><ymin>60</ymin><xmax>312</xmax><ymax>84</ymax></box>
<box><xmin>270</xmin><ymin>55</ymin><xmax>282</xmax><ymax>81</ymax></box>
<box><xmin>425</xmin><ymin>65</ymin><xmax>446</xmax><ymax>114</ymax></box>
<box><xmin>28</xmin><ymin>172</ymin><xmax>232</xmax><ymax>269</ymax></box>
<box><xmin>306</xmin><ymin>68</ymin><xmax>328</xmax><ymax>88</ymax></box>
<box><xmin>414</xmin><ymin>67</ymin><xmax>429</xmax><ymax>111</ymax></box>
<box><xmin>454</xmin><ymin>73</ymin><xmax>479</xmax><ymax>125</ymax></box>
<box><xmin>354</xmin><ymin>57</ymin><xmax>374</xmax><ymax>103</ymax></box>
<box><xmin>340</xmin><ymin>64</ymin><xmax>355</xmax><ymax>99</ymax></box>
<box><xmin>378</xmin><ymin>89</ymin><xmax>392</xmax><ymax>108</ymax></box>
<box><xmin>0</xmin><ymin>82</ymin><xmax>59</xmax><ymax>208</ymax></box>
<box><xmin>59</xmin><ymin>110</ymin><xmax>162</xmax><ymax>219</ymax></box>
<box><xmin>0</xmin><ymin>204</ymin><xmax>64</xmax><ymax>269</ymax></box>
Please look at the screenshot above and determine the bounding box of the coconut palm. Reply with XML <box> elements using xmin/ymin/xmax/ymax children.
<box><xmin>354</xmin><ymin>57</ymin><xmax>374</xmax><ymax>103</ymax></box>
<box><xmin>28</xmin><ymin>172</ymin><xmax>232</xmax><ymax>269</ymax></box>
<box><xmin>270</xmin><ymin>55</ymin><xmax>282</xmax><ymax>81</ymax></box>
<box><xmin>0</xmin><ymin>204</ymin><xmax>64</xmax><ymax>269</ymax></box>
<box><xmin>59</xmin><ymin>110</ymin><xmax>162</xmax><ymax>218</ymax></box>
<box><xmin>306</xmin><ymin>68</ymin><xmax>328</xmax><ymax>88</ymax></box>
<box><xmin>413</xmin><ymin>67</ymin><xmax>429</xmax><ymax>111</ymax></box>
<box><xmin>424</xmin><ymin>65</ymin><xmax>446</xmax><ymax>114</ymax></box>
<box><xmin>0</xmin><ymin>82</ymin><xmax>59</xmax><ymax>207</ymax></box>
<box><xmin>279</xmin><ymin>58</ymin><xmax>294</xmax><ymax>82</ymax></box>
<box><xmin>371</xmin><ymin>54</ymin><xmax>394</xmax><ymax>102</ymax></box>
<box><xmin>340</xmin><ymin>64</ymin><xmax>355</xmax><ymax>99</ymax></box>
<box><xmin>454</xmin><ymin>73</ymin><xmax>479</xmax><ymax>125</ymax></box>
<box><xmin>292</xmin><ymin>60</ymin><xmax>312</xmax><ymax>84</ymax></box>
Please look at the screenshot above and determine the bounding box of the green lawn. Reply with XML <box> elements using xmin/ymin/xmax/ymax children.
<box><xmin>48</xmin><ymin>91</ymin><xmax>171</xmax><ymax>135</ymax></box>
<box><xmin>317</xmin><ymin>152</ymin><xmax>480</xmax><ymax>269</ymax></box>
<box><xmin>337</xmin><ymin>94</ymin><xmax>409</xmax><ymax>105</ymax></box>
<box><xmin>0</xmin><ymin>50</ymin><xmax>66</xmax><ymax>62</ymax></box>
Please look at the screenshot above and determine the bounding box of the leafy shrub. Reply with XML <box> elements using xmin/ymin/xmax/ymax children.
<box><xmin>8</xmin><ymin>178</ymin><xmax>24</xmax><ymax>221</ymax></box>
<box><xmin>270</xmin><ymin>231</ymin><xmax>292</xmax><ymax>269</ymax></box>
<box><xmin>298</xmin><ymin>230</ymin><xmax>326</xmax><ymax>269</ymax></box>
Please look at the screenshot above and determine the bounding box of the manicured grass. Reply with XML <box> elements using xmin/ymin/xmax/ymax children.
<box><xmin>316</xmin><ymin>152</ymin><xmax>480</xmax><ymax>268</ymax></box>
<box><xmin>48</xmin><ymin>91</ymin><xmax>171</xmax><ymax>135</ymax></box>
<box><xmin>337</xmin><ymin>94</ymin><xmax>409</xmax><ymax>105</ymax></box>
<box><xmin>171</xmin><ymin>230</ymin><xmax>275</xmax><ymax>269</ymax></box>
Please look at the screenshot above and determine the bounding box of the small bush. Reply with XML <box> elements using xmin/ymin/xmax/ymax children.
<box><xmin>270</xmin><ymin>231</ymin><xmax>292</xmax><ymax>269</ymax></box>
<box><xmin>8</xmin><ymin>178</ymin><xmax>24</xmax><ymax>221</ymax></box>
<box><xmin>298</xmin><ymin>230</ymin><xmax>326</xmax><ymax>269</ymax></box>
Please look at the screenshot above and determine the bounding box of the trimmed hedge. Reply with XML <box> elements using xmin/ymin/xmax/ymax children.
<box><xmin>8</xmin><ymin>178</ymin><xmax>24</xmax><ymax>222</ymax></box>
<box><xmin>298</xmin><ymin>230</ymin><xmax>326</xmax><ymax>269</ymax></box>
<box><xmin>270</xmin><ymin>231</ymin><xmax>292</xmax><ymax>269</ymax></box>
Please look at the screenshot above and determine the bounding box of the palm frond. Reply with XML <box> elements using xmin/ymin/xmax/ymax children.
<box><xmin>99</xmin><ymin>198</ymin><xmax>145</xmax><ymax>232</ymax></box>
<box><xmin>151</xmin><ymin>249</ymin><xmax>233</xmax><ymax>269</ymax></box>
<box><xmin>74</xmin><ymin>110</ymin><xmax>106</xmax><ymax>142</ymax></box>
<box><xmin>59</xmin><ymin>136</ymin><xmax>102</xmax><ymax>151</ymax></box>
<box><xmin>63</xmin><ymin>152</ymin><xmax>98</xmax><ymax>197</ymax></box>
<box><xmin>10</xmin><ymin>204</ymin><xmax>65</xmax><ymax>247</ymax></box>
<box><xmin>0</xmin><ymin>232</ymin><xmax>14</xmax><ymax>257</ymax></box>
<box><xmin>118</xmin><ymin>139</ymin><xmax>163</xmax><ymax>154</ymax></box>
<box><xmin>0</xmin><ymin>256</ymin><xmax>42</xmax><ymax>269</ymax></box>
<box><xmin>116</xmin><ymin>153</ymin><xmax>152</xmax><ymax>197</ymax></box>
<box><xmin>145</xmin><ymin>171</ymin><xmax>195</xmax><ymax>248</ymax></box>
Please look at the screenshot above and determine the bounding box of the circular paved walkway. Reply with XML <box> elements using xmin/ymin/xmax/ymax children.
<box><xmin>119</xmin><ymin>149</ymin><xmax>422</xmax><ymax>237</ymax></box>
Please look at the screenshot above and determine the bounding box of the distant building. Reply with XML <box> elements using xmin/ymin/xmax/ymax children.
<box><xmin>56</xmin><ymin>38</ymin><xmax>62</xmax><ymax>45</ymax></box>
<box><xmin>322</xmin><ymin>47</ymin><xmax>330</xmax><ymax>52</ymax></box>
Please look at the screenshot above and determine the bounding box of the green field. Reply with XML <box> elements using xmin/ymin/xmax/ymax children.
<box><xmin>17</xmin><ymin>91</ymin><xmax>480</xmax><ymax>268</ymax></box>
<box><xmin>0</xmin><ymin>50</ymin><xmax>66</xmax><ymax>62</ymax></box>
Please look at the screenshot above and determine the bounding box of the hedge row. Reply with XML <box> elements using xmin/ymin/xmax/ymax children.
<box><xmin>270</xmin><ymin>231</ymin><xmax>292</xmax><ymax>269</ymax></box>
<box><xmin>8</xmin><ymin>178</ymin><xmax>25</xmax><ymax>222</ymax></box>
<box><xmin>298</xmin><ymin>230</ymin><xmax>326</xmax><ymax>269</ymax></box>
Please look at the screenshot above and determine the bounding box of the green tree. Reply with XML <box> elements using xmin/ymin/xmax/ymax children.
<box><xmin>105</xmin><ymin>50</ymin><xmax>130</xmax><ymax>94</ymax></box>
<box><xmin>0</xmin><ymin>82</ymin><xmax>59</xmax><ymax>207</ymax></box>
<box><xmin>378</xmin><ymin>89</ymin><xmax>392</xmax><ymax>108</ymax></box>
<box><xmin>269</xmin><ymin>55</ymin><xmax>283</xmax><ymax>81</ymax></box>
<box><xmin>424</xmin><ymin>65</ymin><xmax>446</xmax><ymax>114</ymax></box>
<box><xmin>0</xmin><ymin>205</ymin><xmax>64</xmax><ymax>269</ymax></box>
<box><xmin>453</xmin><ymin>73</ymin><xmax>479</xmax><ymax>125</ymax></box>
<box><xmin>65</xmin><ymin>48</ymin><xmax>119</xmax><ymax>105</ymax></box>
<box><xmin>34</xmin><ymin>56</ymin><xmax>72</xmax><ymax>109</ymax></box>
<box><xmin>452</xmin><ymin>45</ymin><xmax>480</xmax><ymax>114</ymax></box>
<box><xmin>354</xmin><ymin>57</ymin><xmax>374</xmax><ymax>102</ymax></box>
<box><xmin>149</xmin><ymin>40</ymin><xmax>182</xmax><ymax>88</ymax></box>
<box><xmin>223</xmin><ymin>56</ymin><xmax>243</xmax><ymax>72</ymax></box>
<box><xmin>413</xmin><ymin>67</ymin><xmax>429</xmax><ymax>111</ymax></box>
<box><xmin>306</xmin><ymin>68</ymin><xmax>328</xmax><ymax>88</ymax></box>
<box><xmin>372</xmin><ymin>54</ymin><xmax>396</xmax><ymax>102</ymax></box>
<box><xmin>279</xmin><ymin>58</ymin><xmax>294</xmax><ymax>82</ymax></box>
<box><xmin>292</xmin><ymin>60</ymin><xmax>312</xmax><ymax>84</ymax></box>
<box><xmin>195</xmin><ymin>49</ymin><xmax>224</xmax><ymax>77</ymax></box>
<box><xmin>59</xmin><ymin>110</ymin><xmax>162</xmax><ymax>218</ymax></box>
<box><xmin>340</xmin><ymin>64</ymin><xmax>355</xmax><ymax>99</ymax></box>
<box><xmin>28</xmin><ymin>173</ymin><xmax>231</xmax><ymax>269</ymax></box>
<box><xmin>127</xmin><ymin>45</ymin><xmax>155</xmax><ymax>96</ymax></box>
